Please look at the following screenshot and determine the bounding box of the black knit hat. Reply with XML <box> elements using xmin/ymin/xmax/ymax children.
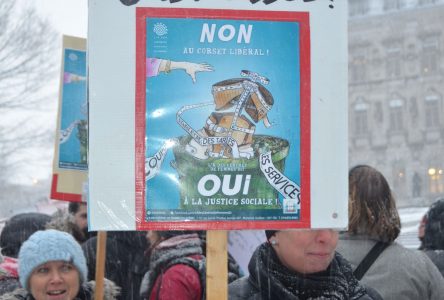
<box><xmin>424</xmin><ymin>198</ymin><xmax>444</xmax><ymax>250</ymax></box>
<box><xmin>0</xmin><ymin>213</ymin><xmax>51</xmax><ymax>258</ymax></box>
<box><xmin>265</xmin><ymin>230</ymin><xmax>278</xmax><ymax>241</ymax></box>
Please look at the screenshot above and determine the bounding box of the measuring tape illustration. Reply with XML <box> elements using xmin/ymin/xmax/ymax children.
<box><xmin>60</xmin><ymin>120</ymin><xmax>81</xmax><ymax>144</ymax></box>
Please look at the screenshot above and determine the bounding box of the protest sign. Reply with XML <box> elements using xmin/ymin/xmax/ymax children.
<box><xmin>51</xmin><ymin>36</ymin><xmax>87</xmax><ymax>202</ymax></box>
<box><xmin>88</xmin><ymin>0</ymin><xmax>348</xmax><ymax>230</ymax></box>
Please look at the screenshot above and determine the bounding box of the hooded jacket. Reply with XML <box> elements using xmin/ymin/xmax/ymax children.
<box><xmin>140</xmin><ymin>233</ymin><xmax>205</xmax><ymax>300</ymax></box>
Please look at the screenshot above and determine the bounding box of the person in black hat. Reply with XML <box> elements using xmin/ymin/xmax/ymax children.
<box><xmin>0</xmin><ymin>213</ymin><xmax>51</xmax><ymax>258</ymax></box>
<box><xmin>422</xmin><ymin>197</ymin><xmax>444</xmax><ymax>277</ymax></box>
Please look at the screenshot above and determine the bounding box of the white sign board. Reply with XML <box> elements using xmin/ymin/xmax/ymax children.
<box><xmin>88</xmin><ymin>0</ymin><xmax>348</xmax><ymax>230</ymax></box>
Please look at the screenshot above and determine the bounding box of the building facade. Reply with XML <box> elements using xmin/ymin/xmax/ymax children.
<box><xmin>348</xmin><ymin>0</ymin><xmax>444</xmax><ymax>206</ymax></box>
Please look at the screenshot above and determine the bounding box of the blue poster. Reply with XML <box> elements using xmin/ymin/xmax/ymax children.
<box><xmin>58</xmin><ymin>49</ymin><xmax>87</xmax><ymax>170</ymax></box>
<box><xmin>138</xmin><ymin>9</ymin><xmax>310</xmax><ymax>226</ymax></box>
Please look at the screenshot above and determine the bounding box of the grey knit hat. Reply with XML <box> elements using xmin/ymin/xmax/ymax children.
<box><xmin>18</xmin><ymin>229</ymin><xmax>87</xmax><ymax>290</ymax></box>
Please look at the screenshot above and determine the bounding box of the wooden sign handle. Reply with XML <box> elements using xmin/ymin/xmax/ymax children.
<box><xmin>206</xmin><ymin>230</ymin><xmax>228</xmax><ymax>300</ymax></box>
<box><xmin>94</xmin><ymin>231</ymin><xmax>107</xmax><ymax>300</ymax></box>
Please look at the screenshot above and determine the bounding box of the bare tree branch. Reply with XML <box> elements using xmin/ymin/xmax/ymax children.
<box><xmin>0</xmin><ymin>0</ymin><xmax>58</xmax><ymax>184</ymax></box>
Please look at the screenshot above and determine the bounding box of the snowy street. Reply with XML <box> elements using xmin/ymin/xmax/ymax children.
<box><xmin>397</xmin><ymin>206</ymin><xmax>429</xmax><ymax>249</ymax></box>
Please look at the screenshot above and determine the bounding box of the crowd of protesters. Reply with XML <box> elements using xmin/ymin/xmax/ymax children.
<box><xmin>0</xmin><ymin>165</ymin><xmax>444</xmax><ymax>299</ymax></box>
<box><xmin>337</xmin><ymin>165</ymin><xmax>444</xmax><ymax>299</ymax></box>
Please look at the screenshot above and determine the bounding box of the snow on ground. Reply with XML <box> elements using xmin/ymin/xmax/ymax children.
<box><xmin>397</xmin><ymin>206</ymin><xmax>429</xmax><ymax>249</ymax></box>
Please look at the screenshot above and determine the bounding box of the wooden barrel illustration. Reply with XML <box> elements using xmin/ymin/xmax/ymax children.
<box><xmin>204</xmin><ymin>112</ymin><xmax>255</xmax><ymax>158</ymax></box>
<box><xmin>172</xmin><ymin>135</ymin><xmax>289</xmax><ymax>211</ymax></box>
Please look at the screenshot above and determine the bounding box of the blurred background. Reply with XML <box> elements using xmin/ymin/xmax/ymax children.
<box><xmin>0</xmin><ymin>0</ymin><xmax>86</xmax><ymax>218</ymax></box>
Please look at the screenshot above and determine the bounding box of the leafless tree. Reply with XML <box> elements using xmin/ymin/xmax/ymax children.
<box><xmin>0</xmin><ymin>0</ymin><xmax>58</xmax><ymax>185</ymax></box>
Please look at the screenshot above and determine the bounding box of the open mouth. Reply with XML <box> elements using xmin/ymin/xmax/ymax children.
<box><xmin>47</xmin><ymin>290</ymin><xmax>67</xmax><ymax>296</ymax></box>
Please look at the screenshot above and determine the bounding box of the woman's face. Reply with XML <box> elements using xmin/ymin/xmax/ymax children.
<box><xmin>271</xmin><ymin>229</ymin><xmax>338</xmax><ymax>274</ymax></box>
<box><xmin>29</xmin><ymin>261</ymin><xmax>80</xmax><ymax>300</ymax></box>
<box><xmin>418</xmin><ymin>214</ymin><xmax>427</xmax><ymax>240</ymax></box>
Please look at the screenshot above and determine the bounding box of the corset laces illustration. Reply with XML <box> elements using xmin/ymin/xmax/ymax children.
<box><xmin>177</xmin><ymin>70</ymin><xmax>274</xmax><ymax>160</ymax></box>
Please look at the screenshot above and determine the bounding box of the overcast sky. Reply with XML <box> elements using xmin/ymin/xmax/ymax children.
<box><xmin>7</xmin><ymin>1</ymin><xmax>87</xmax><ymax>186</ymax></box>
<box><xmin>34</xmin><ymin>0</ymin><xmax>87</xmax><ymax>37</ymax></box>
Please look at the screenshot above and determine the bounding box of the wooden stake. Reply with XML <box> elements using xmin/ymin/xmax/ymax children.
<box><xmin>94</xmin><ymin>231</ymin><xmax>107</xmax><ymax>300</ymax></box>
<box><xmin>206</xmin><ymin>230</ymin><xmax>228</xmax><ymax>300</ymax></box>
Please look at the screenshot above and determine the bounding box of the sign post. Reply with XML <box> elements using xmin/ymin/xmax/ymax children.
<box><xmin>94</xmin><ymin>231</ymin><xmax>107</xmax><ymax>300</ymax></box>
<box><xmin>88</xmin><ymin>1</ymin><xmax>348</xmax><ymax>298</ymax></box>
<box><xmin>51</xmin><ymin>36</ymin><xmax>87</xmax><ymax>202</ymax></box>
<box><xmin>206</xmin><ymin>230</ymin><xmax>228</xmax><ymax>300</ymax></box>
<box><xmin>88</xmin><ymin>0</ymin><xmax>348</xmax><ymax>231</ymax></box>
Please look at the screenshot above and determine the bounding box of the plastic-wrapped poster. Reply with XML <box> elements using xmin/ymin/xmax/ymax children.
<box><xmin>136</xmin><ymin>8</ymin><xmax>310</xmax><ymax>229</ymax></box>
<box><xmin>58</xmin><ymin>50</ymin><xmax>87</xmax><ymax>170</ymax></box>
<box><xmin>50</xmin><ymin>36</ymin><xmax>88</xmax><ymax>202</ymax></box>
<box><xmin>88</xmin><ymin>0</ymin><xmax>348</xmax><ymax>231</ymax></box>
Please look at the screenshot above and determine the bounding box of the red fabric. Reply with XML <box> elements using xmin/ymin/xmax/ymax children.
<box><xmin>0</xmin><ymin>256</ymin><xmax>18</xmax><ymax>278</ymax></box>
<box><xmin>149</xmin><ymin>263</ymin><xmax>202</xmax><ymax>300</ymax></box>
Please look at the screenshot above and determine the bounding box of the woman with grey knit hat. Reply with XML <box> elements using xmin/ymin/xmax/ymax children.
<box><xmin>0</xmin><ymin>230</ymin><xmax>120</xmax><ymax>300</ymax></box>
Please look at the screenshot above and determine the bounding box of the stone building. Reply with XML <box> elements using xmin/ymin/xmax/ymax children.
<box><xmin>348</xmin><ymin>0</ymin><xmax>444</xmax><ymax>206</ymax></box>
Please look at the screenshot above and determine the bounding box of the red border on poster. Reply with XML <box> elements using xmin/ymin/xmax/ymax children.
<box><xmin>135</xmin><ymin>8</ymin><xmax>310</xmax><ymax>230</ymax></box>
<box><xmin>50</xmin><ymin>174</ymin><xmax>82</xmax><ymax>202</ymax></box>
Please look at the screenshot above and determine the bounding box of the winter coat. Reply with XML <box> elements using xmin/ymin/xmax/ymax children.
<box><xmin>0</xmin><ymin>255</ymin><xmax>19</xmax><ymax>296</ymax></box>
<box><xmin>0</xmin><ymin>279</ymin><xmax>19</xmax><ymax>298</ymax></box>
<box><xmin>423</xmin><ymin>249</ymin><xmax>444</xmax><ymax>277</ymax></box>
<box><xmin>82</xmin><ymin>231</ymin><xmax>148</xmax><ymax>300</ymax></box>
<box><xmin>227</xmin><ymin>252</ymin><xmax>242</xmax><ymax>283</ymax></box>
<box><xmin>140</xmin><ymin>234</ymin><xmax>205</xmax><ymax>300</ymax></box>
<box><xmin>0</xmin><ymin>279</ymin><xmax>120</xmax><ymax>300</ymax></box>
<box><xmin>0</xmin><ymin>213</ymin><xmax>51</xmax><ymax>258</ymax></box>
<box><xmin>228</xmin><ymin>243</ymin><xmax>378</xmax><ymax>300</ymax></box>
<box><xmin>337</xmin><ymin>233</ymin><xmax>444</xmax><ymax>300</ymax></box>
